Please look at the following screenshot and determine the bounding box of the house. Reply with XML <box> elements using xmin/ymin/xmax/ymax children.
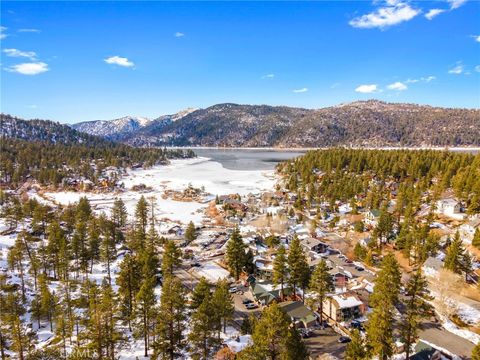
<box><xmin>278</xmin><ymin>301</ymin><xmax>318</xmax><ymax>328</ymax></box>
<box><xmin>322</xmin><ymin>293</ymin><xmax>365</xmax><ymax>323</ymax></box>
<box><xmin>364</xmin><ymin>209</ymin><xmax>381</xmax><ymax>227</ymax></box>
<box><xmin>254</xmin><ymin>256</ymin><xmax>273</xmax><ymax>280</ymax></box>
<box><xmin>328</xmin><ymin>267</ymin><xmax>352</xmax><ymax>290</ymax></box>
<box><xmin>459</xmin><ymin>218</ymin><xmax>480</xmax><ymax>244</ymax></box>
<box><xmin>300</xmin><ymin>237</ymin><xmax>329</xmax><ymax>254</ymax></box>
<box><xmin>251</xmin><ymin>281</ymin><xmax>290</xmax><ymax>306</ymax></box>
<box><xmin>422</xmin><ymin>256</ymin><xmax>443</xmax><ymax>278</ymax></box>
<box><xmin>411</xmin><ymin>341</ymin><xmax>451</xmax><ymax>360</ymax></box>
<box><xmin>435</xmin><ymin>199</ymin><xmax>464</xmax><ymax>219</ymax></box>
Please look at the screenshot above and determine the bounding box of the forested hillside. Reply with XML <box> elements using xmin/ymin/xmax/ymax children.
<box><xmin>121</xmin><ymin>101</ymin><xmax>480</xmax><ymax>147</ymax></box>
<box><xmin>0</xmin><ymin>115</ymin><xmax>195</xmax><ymax>188</ymax></box>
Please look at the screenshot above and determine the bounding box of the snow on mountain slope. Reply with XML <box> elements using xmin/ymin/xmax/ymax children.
<box><xmin>72</xmin><ymin>116</ymin><xmax>152</xmax><ymax>140</ymax></box>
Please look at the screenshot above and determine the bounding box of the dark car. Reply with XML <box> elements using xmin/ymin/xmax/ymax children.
<box><xmin>351</xmin><ymin>321</ymin><xmax>365</xmax><ymax>331</ymax></box>
<box><xmin>338</xmin><ymin>336</ymin><xmax>351</xmax><ymax>343</ymax></box>
<box><xmin>345</xmin><ymin>259</ymin><xmax>353</xmax><ymax>264</ymax></box>
<box><xmin>242</xmin><ymin>298</ymin><xmax>253</xmax><ymax>305</ymax></box>
<box><xmin>355</xmin><ymin>266</ymin><xmax>365</xmax><ymax>271</ymax></box>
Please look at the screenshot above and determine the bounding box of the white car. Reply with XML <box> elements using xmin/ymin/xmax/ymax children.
<box><xmin>229</xmin><ymin>287</ymin><xmax>238</xmax><ymax>293</ymax></box>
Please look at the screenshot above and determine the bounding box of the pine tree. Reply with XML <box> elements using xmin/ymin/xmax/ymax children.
<box><xmin>135</xmin><ymin>196</ymin><xmax>149</xmax><ymax>240</ymax></box>
<box><xmin>111</xmin><ymin>197</ymin><xmax>128</xmax><ymax>228</ymax></box>
<box><xmin>100</xmin><ymin>279</ymin><xmax>121</xmax><ymax>359</ymax></box>
<box><xmin>185</xmin><ymin>221</ymin><xmax>197</xmax><ymax>243</ymax></box>
<box><xmin>153</xmin><ymin>275</ymin><xmax>186</xmax><ymax>360</ymax></box>
<box><xmin>162</xmin><ymin>240</ymin><xmax>182</xmax><ymax>276</ymax></box>
<box><xmin>308</xmin><ymin>259</ymin><xmax>333</xmax><ymax>325</ymax></box>
<box><xmin>345</xmin><ymin>329</ymin><xmax>367</xmax><ymax>360</ymax></box>
<box><xmin>472</xmin><ymin>342</ymin><xmax>480</xmax><ymax>360</ymax></box>
<box><xmin>135</xmin><ymin>246</ymin><xmax>158</xmax><ymax>357</ymax></box>
<box><xmin>401</xmin><ymin>270</ymin><xmax>433</xmax><ymax>360</ymax></box>
<box><xmin>191</xmin><ymin>277</ymin><xmax>211</xmax><ymax>310</ymax></box>
<box><xmin>225</xmin><ymin>227</ymin><xmax>246</xmax><ymax>280</ymax></box>
<box><xmin>188</xmin><ymin>294</ymin><xmax>220</xmax><ymax>360</ymax></box>
<box><xmin>242</xmin><ymin>302</ymin><xmax>307</xmax><ymax>360</ymax></box>
<box><xmin>366</xmin><ymin>254</ymin><xmax>401</xmax><ymax>360</ymax></box>
<box><xmin>287</xmin><ymin>236</ymin><xmax>310</xmax><ymax>300</ymax></box>
<box><xmin>272</xmin><ymin>245</ymin><xmax>288</xmax><ymax>300</ymax></box>
<box><xmin>212</xmin><ymin>279</ymin><xmax>234</xmax><ymax>333</ymax></box>
<box><xmin>444</xmin><ymin>231</ymin><xmax>470</xmax><ymax>277</ymax></box>
<box><xmin>117</xmin><ymin>253</ymin><xmax>141</xmax><ymax>331</ymax></box>
<box><xmin>472</xmin><ymin>228</ymin><xmax>480</xmax><ymax>249</ymax></box>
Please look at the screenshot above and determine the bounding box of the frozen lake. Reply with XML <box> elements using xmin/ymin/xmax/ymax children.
<box><xmin>183</xmin><ymin>148</ymin><xmax>305</xmax><ymax>170</ymax></box>
<box><xmin>43</xmin><ymin>150</ymin><xmax>302</xmax><ymax>224</ymax></box>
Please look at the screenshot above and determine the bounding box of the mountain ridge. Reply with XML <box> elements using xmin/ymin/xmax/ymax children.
<box><xmin>4</xmin><ymin>100</ymin><xmax>480</xmax><ymax>148</ymax></box>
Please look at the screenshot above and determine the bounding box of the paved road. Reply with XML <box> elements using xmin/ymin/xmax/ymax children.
<box><xmin>419</xmin><ymin>320</ymin><xmax>475</xmax><ymax>359</ymax></box>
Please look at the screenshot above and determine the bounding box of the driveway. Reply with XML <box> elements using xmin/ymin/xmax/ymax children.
<box><xmin>303</xmin><ymin>327</ymin><xmax>347</xmax><ymax>359</ymax></box>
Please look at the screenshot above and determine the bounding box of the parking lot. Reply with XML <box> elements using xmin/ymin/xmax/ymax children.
<box><xmin>303</xmin><ymin>327</ymin><xmax>347</xmax><ymax>359</ymax></box>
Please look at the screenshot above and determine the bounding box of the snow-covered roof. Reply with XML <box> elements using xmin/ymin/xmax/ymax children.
<box><xmin>330</xmin><ymin>294</ymin><xmax>363</xmax><ymax>309</ymax></box>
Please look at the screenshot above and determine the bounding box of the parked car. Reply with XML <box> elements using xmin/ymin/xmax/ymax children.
<box><xmin>300</xmin><ymin>329</ymin><xmax>311</xmax><ymax>338</ymax></box>
<box><xmin>344</xmin><ymin>259</ymin><xmax>353</xmax><ymax>264</ymax></box>
<box><xmin>354</xmin><ymin>266</ymin><xmax>365</xmax><ymax>271</ymax></box>
<box><xmin>350</xmin><ymin>321</ymin><xmax>365</xmax><ymax>331</ymax></box>
<box><xmin>242</xmin><ymin>298</ymin><xmax>253</xmax><ymax>305</ymax></box>
<box><xmin>229</xmin><ymin>287</ymin><xmax>238</xmax><ymax>293</ymax></box>
<box><xmin>338</xmin><ymin>336</ymin><xmax>351</xmax><ymax>343</ymax></box>
<box><xmin>245</xmin><ymin>303</ymin><xmax>258</xmax><ymax>310</ymax></box>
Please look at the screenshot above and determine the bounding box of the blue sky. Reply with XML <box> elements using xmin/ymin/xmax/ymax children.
<box><xmin>1</xmin><ymin>1</ymin><xmax>479</xmax><ymax>123</ymax></box>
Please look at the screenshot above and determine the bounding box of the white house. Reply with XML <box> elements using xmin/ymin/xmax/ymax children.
<box><xmin>422</xmin><ymin>256</ymin><xmax>443</xmax><ymax>278</ymax></box>
<box><xmin>435</xmin><ymin>198</ymin><xmax>464</xmax><ymax>219</ymax></box>
<box><xmin>364</xmin><ymin>209</ymin><xmax>381</xmax><ymax>227</ymax></box>
<box><xmin>459</xmin><ymin>218</ymin><xmax>480</xmax><ymax>244</ymax></box>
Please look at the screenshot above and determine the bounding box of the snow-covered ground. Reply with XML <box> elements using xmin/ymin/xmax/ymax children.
<box><xmin>44</xmin><ymin>157</ymin><xmax>275</xmax><ymax>225</ymax></box>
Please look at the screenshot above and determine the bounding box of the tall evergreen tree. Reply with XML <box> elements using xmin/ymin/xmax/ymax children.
<box><xmin>308</xmin><ymin>259</ymin><xmax>334</xmax><ymax>325</ymax></box>
<box><xmin>345</xmin><ymin>329</ymin><xmax>367</xmax><ymax>360</ymax></box>
<box><xmin>188</xmin><ymin>294</ymin><xmax>220</xmax><ymax>360</ymax></box>
<box><xmin>162</xmin><ymin>240</ymin><xmax>182</xmax><ymax>276</ymax></box>
<box><xmin>185</xmin><ymin>221</ymin><xmax>197</xmax><ymax>243</ymax></box>
<box><xmin>272</xmin><ymin>245</ymin><xmax>288</xmax><ymax>300</ymax></box>
<box><xmin>366</xmin><ymin>254</ymin><xmax>401</xmax><ymax>360</ymax></box>
<box><xmin>153</xmin><ymin>275</ymin><xmax>186</xmax><ymax>360</ymax></box>
<box><xmin>212</xmin><ymin>279</ymin><xmax>234</xmax><ymax>333</ymax></box>
<box><xmin>444</xmin><ymin>231</ymin><xmax>470</xmax><ymax>277</ymax></box>
<box><xmin>287</xmin><ymin>236</ymin><xmax>310</xmax><ymax>300</ymax></box>
<box><xmin>401</xmin><ymin>270</ymin><xmax>433</xmax><ymax>360</ymax></box>
<box><xmin>111</xmin><ymin>197</ymin><xmax>128</xmax><ymax>228</ymax></box>
<box><xmin>225</xmin><ymin>227</ymin><xmax>246</xmax><ymax>280</ymax></box>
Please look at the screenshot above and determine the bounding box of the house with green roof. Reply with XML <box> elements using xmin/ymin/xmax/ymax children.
<box><xmin>278</xmin><ymin>301</ymin><xmax>318</xmax><ymax>328</ymax></box>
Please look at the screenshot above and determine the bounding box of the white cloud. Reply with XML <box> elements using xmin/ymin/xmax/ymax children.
<box><xmin>387</xmin><ymin>81</ymin><xmax>407</xmax><ymax>91</ymax></box>
<box><xmin>448</xmin><ymin>0</ymin><xmax>467</xmax><ymax>9</ymax></box>
<box><xmin>472</xmin><ymin>35</ymin><xmax>480</xmax><ymax>43</ymax></box>
<box><xmin>475</xmin><ymin>65</ymin><xmax>480</xmax><ymax>73</ymax></box>
<box><xmin>104</xmin><ymin>56</ymin><xmax>134</xmax><ymax>68</ymax></box>
<box><xmin>355</xmin><ymin>84</ymin><xmax>378</xmax><ymax>93</ymax></box>
<box><xmin>349</xmin><ymin>1</ymin><xmax>420</xmax><ymax>29</ymax></box>
<box><xmin>406</xmin><ymin>75</ymin><xmax>436</xmax><ymax>83</ymax></box>
<box><xmin>3</xmin><ymin>48</ymin><xmax>37</xmax><ymax>60</ymax></box>
<box><xmin>18</xmin><ymin>28</ymin><xmax>40</xmax><ymax>33</ymax></box>
<box><xmin>422</xmin><ymin>75</ymin><xmax>436</xmax><ymax>82</ymax></box>
<box><xmin>174</xmin><ymin>32</ymin><xmax>185</xmax><ymax>37</ymax></box>
<box><xmin>261</xmin><ymin>74</ymin><xmax>275</xmax><ymax>79</ymax></box>
<box><xmin>425</xmin><ymin>9</ymin><xmax>445</xmax><ymax>20</ymax></box>
<box><xmin>0</xmin><ymin>26</ymin><xmax>8</xmax><ymax>40</ymax></box>
<box><xmin>5</xmin><ymin>62</ymin><xmax>49</xmax><ymax>75</ymax></box>
<box><xmin>293</xmin><ymin>88</ymin><xmax>308</xmax><ymax>93</ymax></box>
<box><xmin>448</xmin><ymin>63</ymin><xmax>464</xmax><ymax>74</ymax></box>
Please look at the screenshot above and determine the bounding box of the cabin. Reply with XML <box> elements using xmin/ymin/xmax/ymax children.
<box><xmin>322</xmin><ymin>293</ymin><xmax>365</xmax><ymax>323</ymax></box>
<box><xmin>279</xmin><ymin>301</ymin><xmax>318</xmax><ymax>328</ymax></box>
<box><xmin>251</xmin><ymin>281</ymin><xmax>290</xmax><ymax>306</ymax></box>
<box><xmin>300</xmin><ymin>237</ymin><xmax>329</xmax><ymax>254</ymax></box>
<box><xmin>364</xmin><ymin>209</ymin><xmax>381</xmax><ymax>227</ymax></box>
<box><xmin>459</xmin><ymin>218</ymin><xmax>480</xmax><ymax>244</ymax></box>
<box><xmin>435</xmin><ymin>198</ymin><xmax>464</xmax><ymax>219</ymax></box>
<box><xmin>328</xmin><ymin>267</ymin><xmax>352</xmax><ymax>290</ymax></box>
